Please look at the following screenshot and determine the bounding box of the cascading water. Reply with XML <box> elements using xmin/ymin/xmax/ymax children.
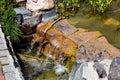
<box><xmin>27</xmin><ymin>42</ymin><xmax>36</xmax><ymax>53</ymax></box>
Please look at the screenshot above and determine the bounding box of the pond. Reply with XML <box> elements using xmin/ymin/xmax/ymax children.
<box><xmin>68</xmin><ymin>10</ymin><xmax>120</xmax><ymax>49</ymax></box>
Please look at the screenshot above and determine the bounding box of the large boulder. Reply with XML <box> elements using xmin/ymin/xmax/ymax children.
<box><xmin>69</xmin><ymin>59</ymin><xmax>112</xmax><ymax>80</ymax></box>
<box><xmin>76</xmin><ymin>37</ymin><xmax>120</xmax><ymax>60</ymax></box>
<box><xmin>108</xmin><ymin>57</ymin><xmax>120</xmax><ymax>80</ymax></box>
<box><xmin>69</xmin><ymin>59</ymin><xmax>88</xmax><ymax>80</ymax></box>
<box><xmin>26</xmin><ymin>0</ymin><xmax>54</xmax><ymax>11</ymax></box>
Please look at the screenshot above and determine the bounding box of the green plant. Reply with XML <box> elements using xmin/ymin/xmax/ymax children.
<box><xmin>0</xmin><ymin>0</ymin><xmax>22</xmax><ymax>42</ymax></box>
<box><xmin>89</xmin><ymin>0</ymin><xmax>113</xmax><ymax>14</ymax></box>
<box><xmin>55</xmin><ymin>0</ymin><xmax>81</xmax><ymax>17</ymax></box>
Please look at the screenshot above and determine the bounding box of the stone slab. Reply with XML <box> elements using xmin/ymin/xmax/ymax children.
<box><xmin>0</xmin><ymin>50</ymin><xmax>10</xmax><ymax>57</ymax></box>
<box><xmin>68</xmin><ymin>31</ymin><xmax>102</xmax><ymax>46</ymax></box>
<box><xmin>54</xmin><ymin>19</ymin><xmax>78</xmax><ymax>36</ymax></box>
<box><xmin>76</xmin><ymin>37</ymin><xmax>120</xmax><ymax>60</ymax></box>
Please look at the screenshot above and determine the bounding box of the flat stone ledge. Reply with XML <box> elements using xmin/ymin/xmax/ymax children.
<box><xmin>54</xmin><ymin>19</ymin><xmax>78</xmax><ymax>36</ymax></box>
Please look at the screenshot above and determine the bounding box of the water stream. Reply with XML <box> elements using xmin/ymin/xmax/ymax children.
<box><xmin>19</xmin><ymin>46</ymin><xmax>68</xmax><ymax>80</ymax></box>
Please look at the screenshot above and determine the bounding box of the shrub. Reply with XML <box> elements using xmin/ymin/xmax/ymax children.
<box><xmin>0</xmin><ymin>0</ymin><xmax>23</xmax><ymax>42</ymax></box>
<box><xmin>54</xmin><ymin>0</ymin><xmax>81</xmax><ymax>17</ymax></box>
<box><xmin>89</xmin><ymin>0</ymin><xmax>113</xmax><ymax>14</ymax></box>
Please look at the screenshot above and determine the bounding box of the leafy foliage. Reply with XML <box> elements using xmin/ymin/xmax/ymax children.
<box><xmin>54</xmin><ymin>0</ymin><xmax>81</xmax><ymax>17</ymax></box>
<box><xmin>0</xmin><ymin>0</ymin><xmax>22</xmax><ymax>42</ymax></box>
<box><xmin>89</xmin><ymin>0</ymin><xmax>113</xmax><ymax>13</ymax></box>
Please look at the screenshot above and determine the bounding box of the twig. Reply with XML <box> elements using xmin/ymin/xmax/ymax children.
<box><xmin>42</xmin><ymin>17</ymin><xmax>64</xmax><ymax>41</ymax></box>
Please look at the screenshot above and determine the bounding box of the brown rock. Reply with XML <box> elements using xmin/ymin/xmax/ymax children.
<box><xmin>54</xmin><ymin>19</ymin><xmax>78</xmax><ymax>36</ymax></box>
<box><xmin>21</xmin><ymin>25</ymin><xmax>35</xmax><ymax>35</ymax></box>
<box><xmin>34</xmin><ymin>21</ymin><xmax>77</xmax><ymax>64</ymax></box>
<box><xmin>76</xmin><ymin>37</ymin><xmax>120</xmax><ymax>60</ymax></box>
<box><xmin>68</xmin><ymin>31</ymin><xmax>102</xmax><ymax>46</ymax></box>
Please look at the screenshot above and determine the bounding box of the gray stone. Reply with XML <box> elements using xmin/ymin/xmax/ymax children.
<box><xmin>69</xmin><ymin>59</ymin><xmax>88</xmax><ymax>80</ymax></box>
<box><xmin>14</xmin><ymin>7</ymin><xmax>31</xmax><ymax>17</ymax></box>
<box><xmin>3</xmin><ymin>64</ymin><xmax>16</xmax><ymax>73</ymax></box>
<box><xmin>69</xmin><ymin>59</ymin><xmax>111</xmax><ymax>80</ymax></box>
<box><xmin>42</xmin><ymin>8</ymin><xmax>56</xmax><ymax>22</ymax></box>
<box><xmin>4</xmin><ymin>65</ymin><xmax>24</xmax><ymax>80</ymax></box>
<box><xmin>0</xmin><ymin>50</ymin><xmax>10</xmax><ymax>57</ymax></box>
<box><xmin>94</xmin><ymin>62</ymin><xmax>107</xmax><ymax>78</ymax></box>
<box><xmin>108</xmin><ymin>57</ymin><xmax>120</xmax><ymax>80</ymax></box>
<box><xmin>0</xmin><ymin>38</ymin><xmax>6</xmax><ymax>44</ymax></box>
<box><xmin>5</xmin><ymin>72</ymin><xmax>17</xmax><ymax>80</ymax></box>
<box><xmin>82</xmin><ymin>62</ymin><xmax>99</xmax><ymax>80</ymax></box>
<box><xmin>0</xmin><ymin>43</ymin><xmax>8</xmax><ymax>50</ymax></box>
<box><xmin>5</xmin><ymin>71</ymin><xmax>20</xmax><ymax>80</ymax></box>
<box><xmin>0</xmin><ymin>55</ymin><xmax>14</xmax><ymax>65</ymax></box>
<box><xmin>22</xmin><ymin>13</ymin><xmax>42</xmax><ymax>27</ymax></box>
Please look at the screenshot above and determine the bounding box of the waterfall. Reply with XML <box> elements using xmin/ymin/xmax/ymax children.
<box><xmin>27</xmin><ymin>42</ymin><xmax>35</xmax><ymax>53</ymax></box>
